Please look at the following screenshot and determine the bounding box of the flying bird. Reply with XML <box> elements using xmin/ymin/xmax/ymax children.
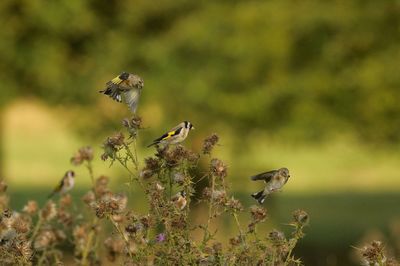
<box><xmin>48</xmin><ymin>170</ymin><xmax>75</xmax><ymax>198</ymax></box>
<box><xmin>250</xmin><ymin>168</ymin><xmax>290</xmax><ymax>204</ymax></box>
<box><xmin>99</xmin><ymin>72</ymin><xmax>144</xmax><ymax>113</ymax></box>
<box><xmin>147</xmin><ymin>121</ymin><xmax>194</xmax><ymax>147</ymax></box>
<box><xmin>171</xmin><ymin>191</ymin><xmax>187</xmax><ymax>210</ymax></box>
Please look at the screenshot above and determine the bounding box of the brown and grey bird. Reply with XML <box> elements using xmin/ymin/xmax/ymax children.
<box><xmin>171</xmin><ymin>191</ymin><xmax>187</xmax><ymax>210</ymax></box>
<box><xmin>147</xmin><ymin>121</ymin><xmax>194</xmax><ymax>147</ymax></box>
<box><xmin>99</xmin><ymin>72</ymin><xmax>144</xmax><ymax>113</ymax></box>
<box><xmin>48</xmin><ymin>171</ymin><xmax>75</xmax><ymax>198</ymax></box>
<box><xmin>250</xmin><ymin>168</ymin><xmax>290</xmax><ymax>204</ymax></box>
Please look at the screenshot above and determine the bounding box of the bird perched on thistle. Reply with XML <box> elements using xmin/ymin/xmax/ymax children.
<box><xmin>99</xmin><ymin>72</ymin><xmax>144</xmax><ymax>113</ymax></box>
<box><xmin>147</xmin><ymin>121</ymin><xmax>194</xmax><ymax>147</ymax></box>
<box><xmin>48</xmin><ymin>171</ymin><xmax>75</xmax><ymax>198</ymax></box>
<box><xmin>171</xmin><ymin>191</ymin><xmax>187</xmax><ymax>210</ymax></box>
<box><xmin>250</xmin><ymin>168</ymin><xmax>290</xmax><ymax>204</ymax></box>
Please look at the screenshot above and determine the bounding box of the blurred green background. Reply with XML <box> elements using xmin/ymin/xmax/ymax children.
<box><xmin>1</xmin><ymin>1</ymin><xmax>400</xmax><ymax>265</ymax></box>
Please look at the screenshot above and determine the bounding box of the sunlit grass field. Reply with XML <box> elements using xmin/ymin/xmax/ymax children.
<box><xmin>3</xmin><ymin>100</ymin><xmax>400</xmax><ymax>265</ymax></box>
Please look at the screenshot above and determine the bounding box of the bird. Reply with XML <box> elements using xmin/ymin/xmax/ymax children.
<box><xmin>99</xmin><ymin>72</ymin><xmax>144</xmax><ymax>113</ymax></box>
<box><xmin>171</xmin><ymin>191</ymin><xmax>187</xmax><ymax>210</ymax></box>
<box><xmin>250</xmin><ymin>168</ymin><xmax>290</xmax><ymax>204</ymax></box>
<box><xmin>147</xmin><ymin>121</ymin><xmax>194</xmax><ymax>147</ymax></box>
<box><xmin>48</xmin><ymin>171</ymin><xmax>75</xmax><ymax>198</ymax></box>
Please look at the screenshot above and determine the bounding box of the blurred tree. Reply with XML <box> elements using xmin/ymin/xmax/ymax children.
<box><xmin>0</xmin><ymin>0</ymin><xmax>399</xmax><ymax>145</ymax></box>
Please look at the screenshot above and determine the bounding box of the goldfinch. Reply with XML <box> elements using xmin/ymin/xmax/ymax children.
<box><xmin>147</xmin><ymin>121</ymin><xmax>194</xmax><ymax>147</ymax></box>
<box><xmin>99</xmin><ymin>72</ymin><xmax>144</xmax><ymax>113</ymax></box>
<box><xmin>171</xmin><ymin>191</ymin><xmax>187</xmax><ymax>210</ymax></box>
<box><xmin>48</xmin><ymin>171</ymin><xmax>75</xmax><ymax>198</ymax></box>
<box><xmin>250</xmin><ymin>168</ymin><xmax>290</xmax><ymax>204</ymax></box>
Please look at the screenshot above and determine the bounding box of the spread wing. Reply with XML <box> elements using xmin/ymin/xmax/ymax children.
<box><xmin>123</xmin><ymin>88</ymin><xmax>141</xmax><ymax>113</ymax></box>
<box><xmin>250</xmin><ymin>170</ymin><xmax>277</xmax><ymax>182</ymax></box>
<box><xmin>100</xmin><ymin>72</ymin><xmax>130</xmax><ymax>102</ymax></box>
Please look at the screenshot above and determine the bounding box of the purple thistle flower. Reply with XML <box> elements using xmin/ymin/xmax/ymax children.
<box><xmin>155</xmin><ymin>233</ymin><xmax>166</xmax><ymax>243</ymax></box>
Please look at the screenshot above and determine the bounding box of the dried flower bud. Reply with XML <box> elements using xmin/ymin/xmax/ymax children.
<box><xmin>229</xmin><ymin>237</ymin><xmax>241</xmax><ymax>246</ymax></box>
<box><xmin>122</xmin><ymin>116</ymin><xmax>143</xmax><ymax>137</ymax></box>
<box><xmin>250</xmin><ymin>205</ymin><xmax>267</xmax><ymax>223</ymax></box>
<box><xmin>0</xmin><ymin>194</ymin><xmax>9</xmax><ymax>209</ymax></box>
<box><xmin>15</xmin><ymin>240</ymin><xmax>33</xmax><ymax>261</ymax></box>
<box><xmin>292</xmin><ymin>209</ymin><xmax>309</xmax><ymax>226</ymax></box>
<box><xmin>202</xmin><ymin>134</ymin><xmax>219</xmax><ymax>155</ymax></box>
<box><xmin>34</xmin><ymin>229</ymin><xmax>57</xmax><ymax>250</ymax></box>
<box><xmin>11</xmin><ymin>215</ymin><xmax>31</xmax><ymax>234</ymax></box>
<box><xmin>173</xmin><ymin>171</ymin><xmax>185</xmax><ymax>185</ymax></box>
<box><xmin>140</xmin><ymin>169</ymin><xmax>153</xmax><ymax>179</ymax></box>
<box><xmin>0</xmin><ymin>180</ymin><xmax>8</xmax><ymax>193</ymax></box>
<box><xmin>59</xmin><ymin>194</ymin><xmax>72</xmax><ymax>208</ymax></box>
<box><xmin>268</xmin><ymin>230</ymin><xmax>286</xmax><ymax>246</ymax></box>
<box><xmin>212</xmin><ymin>242</ymin><xmax>222</xmax><ymax>254</ymax></box>
<box><xmin>58</xmin><ymin>209</ymin><xmax>73</xmax><ymax>226</ymax></box>
<box><xmin>22</xmin><ymin>201</ymin><xmax>38</xmax><ymax>215</ymax></box>
<box><xmin>82</xmin><ymin>191</ymin><xmax>96</xmax><ymax>205</ymax></box>
<box><xmin>202</xmin><ymin>187</ymin><xmax>212</xmax><ymax>199</ymax></box>
<box><xmin>225</xmin><ymin>197</ymin><xmax>243</xmax><ymax>212</ymax></box>
<box><xmin>104</xmin><ymin>237</ymin><xmax>125</xmax><ymax>262</ymax></box>
<box><xmin>40</xmin><ymin>201</ymin><xmax>57</xmax><ymax>221</ymax></box>
<box><xmin>71</xmin><ymin>146</ymin><xmax>94</xmax><ymax>165</ymax></box>
<box><xmin>210</xmin><ymin>158</ymin><xmax>227</xmax><ymax>178</ymax></box>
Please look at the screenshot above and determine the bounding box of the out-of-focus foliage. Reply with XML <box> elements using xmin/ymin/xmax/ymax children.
<box><xmin>1</xmin><ymin>0</ymin><xmax>400</xmax><ymax>143</ymax></box>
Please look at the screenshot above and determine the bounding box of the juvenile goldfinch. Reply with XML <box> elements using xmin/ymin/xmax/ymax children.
<box><xmin>48</xmin><ymin>171</ymin><xmax>75</xmax><ymax>198</ymax></box>
<box><xmin>99</xmin><ymin>72</ymin><xmax>144</xmax><ymax>113</ymax></box>
<box><xmin>147</xmin><ymin>121</ymin><xmax>194</xmax><ymax>147</ymax></box>
<box><xmin>171</xmin><ymin>191</ymin><xmax>187</xmax><ymax>210</ymax></box>
<box><xmin>250</xmin><ymin>168</ymin><xmax>290</xmax><ymax>204</ymax></box>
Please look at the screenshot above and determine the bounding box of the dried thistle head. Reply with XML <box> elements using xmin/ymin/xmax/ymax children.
<box><xmin>292</xmin><ymin>209</ymin><xmax>309</xmax><ymax>227</ymax></box>
<box><xmin>22</xmin><ymin>201</ymin><xmax>38</xmax><ymax>216</ymax></box>
<box><xmin>95</xmin><ymin>175</ymin><xmax>110</xmax><ymax>196</ymax></box>
<box><xmin>11</xmin><ymin>214</ymin><xmax>31</xmax><ymax>234</ymax></box>
<box><xmin>250</xmin><ymin>205</ymin><xmax>267</xmax><ymax>223</ymax></box>
<box><xmin>59</xmin><ymin>194</ymin><xmax>72</xmax><ymax>208</ymax></box>
<box><xmin>122</xmin><ymin>116</ymin><xmax>143</xmax><ymax>137</ymax></box>
<box><xmin>34</xmin><ymin>229</ymin><xmax>57</xmax><ymax>250</ymax></box>
<box><xmin>82</xmin><ymin>190</ymin><xmax>96</xmax><ymax>205</ymax></box>
<box><xmin>268</xmin><ymin>229</ymin><xmax>287</xmax><ymax>247</ymax></box>
<box><xmin>361</xmin><ymin>241</ymin><xmax>387</xmax><ymax>265</ymax></box>
<box><xmin>0</xmin><ymin>194</ymin><xmax>9</xmax><ymax>210</ymax></box>
<box><xmin>0</xmin><ymin>180</ymin><xmax>8</xmax><ymax>193</ymax></box>
<box><xmin>210</xmin><ymin>158</ymin><xmax>227</xmax><ymax>179</ymax></box>
<box><xmin>40</xmin><ymin>201</ymin><xmax>57</xmax><ymax>222</ymax></box>
<box><xmin>101</xmin><ymin>132</ymin><xmax>125</xmax><ymax>161</ymax></box>
<box><xmin>104</xmin><ymin>237</ymin><xmax>125</xmax><ymax>262</ymax></box>
<box><xmin>225</xmin><ymin>197</ymin><xmax>243</xmax><ymax>212</ymax></box>
<box><xmin>71</xmin><ymin>146</ymin><xmax>94</xmax><ymax>165</ymax></box>
<box><xmin>15</xmin><ymin>240</ymin><xmax>33</xmax><ymax>261</ymax></box>
<box><xmin>202</xmin><ymin>134</ymin><xmax>219</xmax><ymax>155</ymax></box>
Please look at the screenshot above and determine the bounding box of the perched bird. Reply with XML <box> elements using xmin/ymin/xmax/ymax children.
<box><xmin>250</xmin><ymin>168</ymin><xmax>290</xmax><ymax>204</ymax></box>
<box><xmin>99</xmin><ymin>72</ymin><xmax>144</xmax><ymax>113</ymax></box>
<box><xmin>147</xmin><ymin>121</ymin><xmax>194</xmax><ymax>147</ymax></box>
<box><xmin>48</xmin><ymin>171</ymin><xmax>75</xmax><ymax>198</ymax></box>
<box><xmin>171</xmin><ymin>191</ymin><xmax>187</xmax><ymax>210</ymax></box>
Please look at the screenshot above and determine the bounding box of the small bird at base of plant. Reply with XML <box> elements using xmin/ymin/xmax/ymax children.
<box><xmin>171</xmin><ymin>191</ymin><xmax>187</xmax><ymax>210</ymax></box>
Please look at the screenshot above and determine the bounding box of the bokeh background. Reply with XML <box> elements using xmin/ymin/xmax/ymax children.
<box><xmin>1</xmin><ymin>1</ymin><xmax>400</xmax><ymax>265</ymax></box>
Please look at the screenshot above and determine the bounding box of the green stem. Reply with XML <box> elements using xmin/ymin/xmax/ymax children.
<box><xmin>232</xmin><ymin>212</ymin><xmax>246</xmax><ymax>247</ymax></box>
<box><xmin>29</xmin><ymin>214</ymin><xmax>43</xmax><ymax>243</ymax></box>
<box><xmin>108</xmin><ymin>214</ymin><xmax>134</xmax><ymax>259</ymax></box>
<box><xmin>80</xmin><ymin>217</ymin><xmax>98</xmax><ymax>266</ymax></box>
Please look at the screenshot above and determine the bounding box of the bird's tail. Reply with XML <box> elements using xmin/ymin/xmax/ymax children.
<box><xmin>251</xmin><ymin>190</ymin><xmax>266</xmax><ymax>204</ymax></box>
<box><xmin>147</xmin><ymin>142</ymin><xmax>158</xmax><ymax>148</ymax></box>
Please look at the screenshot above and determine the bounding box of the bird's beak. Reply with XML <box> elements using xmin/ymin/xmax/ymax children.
<box><xmin>192</xmin><ymin>127</ymin><xmax>195</xmax><ymax>130</ymax></box>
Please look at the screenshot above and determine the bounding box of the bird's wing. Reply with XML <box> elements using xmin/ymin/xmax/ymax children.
<box><xmin>153</xmin><ymin>125</ymin><xmax>184</xmax><ymax>143</ymax></box>
<box><xmin>250</xmin><ymin>170</ymin><xmax>277</xmax><ymax>182</ymax></box>
<box><xmin>123</xmin><ymin>88</ymin><xmax>141</xmax><ymax>113</ymax></box>
<box><xmin>48</xmin><ymin>178</ymin><xmax>64</xmax><ymax>198</ymax></box>
<box><xmin>100</xmin><ymin>72</ymin><xmax>130</xmax><ymax>102</ymax></box>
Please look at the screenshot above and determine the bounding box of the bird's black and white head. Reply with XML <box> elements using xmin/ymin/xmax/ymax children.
<box><xmin>184</xmin><ymin>121</ymin><xmax>194</xmax><ymax>130</ymax></box>
<box><xmin>278</xmin><ymin>168</ymin><xmax>290</xmax><ymax>178</ymax></box>
<box><xmin>66</xmin><ymin>170</ymin><xmax>75</xmax><ymax>178</ymax></box>
<box><xmin>180</xmin><ymin>191</ymin><xmax>187</xmax><ymax>198</ymax></box>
